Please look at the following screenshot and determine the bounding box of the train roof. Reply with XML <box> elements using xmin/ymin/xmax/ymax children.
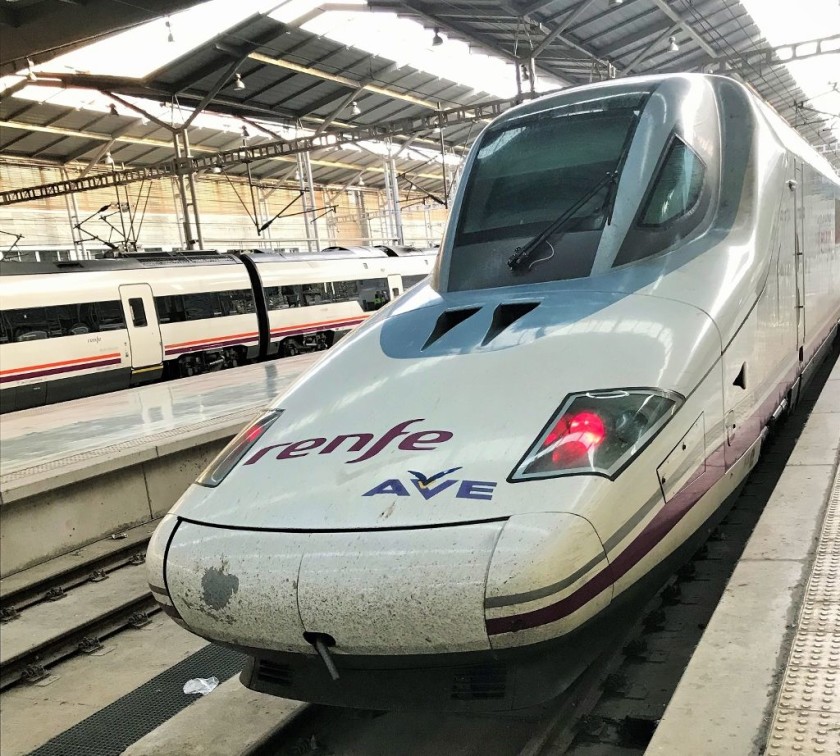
<box><xmin>0</xmin><ymin>252</ymin><xmax>240</xmax><ymax>276</ymax></box>
<box><xmin>0</xmin><ymin>245</ymin><xmax>437</xmax><ymax>276</ymax></box>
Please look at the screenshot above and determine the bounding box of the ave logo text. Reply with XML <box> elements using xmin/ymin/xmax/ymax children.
<box><xmin>362</xmin><ymin>468</ymin><xmax>497</xmax><ymax>501</ymax></box>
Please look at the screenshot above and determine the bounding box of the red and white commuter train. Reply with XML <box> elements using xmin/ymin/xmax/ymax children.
<box><xmin>149</xmin><ymin>73</ymin><xmax>839</xmax><ymax>711</ymax></box>
<box><xmin>0</xmin><ymin>247</ymin><xmax>434</xmax><ymax>413</ymax></box>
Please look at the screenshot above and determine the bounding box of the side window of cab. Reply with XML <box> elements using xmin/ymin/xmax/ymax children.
<box><xmin>639</xmin><ymin>139</ymin><xmax>706</xmax><ymax>227</ymax></box>
<box><xmin>613</xmin><ymin>136</ymin><xmax>710</xmax><ymax>268</ymax></box>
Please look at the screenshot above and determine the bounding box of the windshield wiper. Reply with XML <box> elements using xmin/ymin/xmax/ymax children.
<box><xmin>507</xmin><ymin>170</ymin><xmax>616</xmax><ymax>272</ymax></box>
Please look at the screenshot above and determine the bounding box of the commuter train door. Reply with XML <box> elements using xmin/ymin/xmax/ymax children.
<box><xmin>119</xmin><ymin>284</ymin><xmax>163</xmax><ymax>369</ymax></box>
<box><xmin>793</xmin><ymin>160</ymin><xmax>806</xmax><ymax>355</ymax></box>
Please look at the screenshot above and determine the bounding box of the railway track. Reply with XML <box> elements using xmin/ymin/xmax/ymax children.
<box><xmin>0</xmin><ymin>521</ymin><xmax>158</xmax><ymax>690</ymax></box>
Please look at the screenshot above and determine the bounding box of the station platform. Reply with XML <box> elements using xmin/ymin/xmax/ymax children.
<box><xmin>0</xmin><ymin>355</ymin><xmax>318</xmax><ymax>577</ymax></box>
<box><xmin>648</xmin><ymin>353</ymin><xmax>840</xmax><ymax>756</ymax></box>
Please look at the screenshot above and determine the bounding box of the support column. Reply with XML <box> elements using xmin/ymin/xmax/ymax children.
<box><xmin>388</xmin><ymin>156</ymin><xmax>404</xmax><ymax>246</ymax></box>
<box><xmin>61</xmin><ymin>167</ymin><xmax>86</xmax><ymax>259</ymax></box>
<box><xmin>172</xmin><ymin>132</ymin><xmax>194</xmax><ymax>249</ymax></box>
<box><xmin>423</xmin><ymin>201</ymin><xmax>433</xmax><ymax>247</ymax></box>
<box><xmin>356</xmin><ymin>190</ymin><xmax>371</xmax><ymax>246</ymax></box>
<box><xmin>302</xmin><ymin>152</ymin><xmax>321</xmax><ymax>252</ymax></box>
<box><xmin>297</xmin><ymin>153</ymin><xmax>314</xmax><ymax>253</ymax></box>
<box><xmin>181</xmin><ymin>130</ymin><xmax>204</xmax><ymax>249</ymax></box>
<box><xmin>257</xmin><ymin>186</ymin><xmax>272</xmax><ymax>243</ymax></box>
<box><xmin>439</xmin><ymin>127</ymin><xmax>449</xmax><ymax>209</ymax></box>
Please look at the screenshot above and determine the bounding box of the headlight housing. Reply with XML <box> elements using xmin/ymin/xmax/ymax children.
<box><xmin>196</xmin><ymin>408</ymin><xmax>283</xmax><ymax>487</ymax></box>
<box><xmin>509</xmin><ymin>388</ymin><xmax>682</xmax><ymax>481</ymax></box>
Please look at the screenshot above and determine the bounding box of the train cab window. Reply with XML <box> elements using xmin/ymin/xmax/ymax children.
<box><xmin>447</xmin><ymin>89</ymin><xmax>651</xmax><ymax>291</ymax></box>
<box><xmin>639</xmin><ymin>139</ymin><xmax>706</xmax><ymax>227</ymax></box>
<box><xmin>128</xmin><ymin>298</ymin><xmax>147</xmax><ymax>327</ymax></box>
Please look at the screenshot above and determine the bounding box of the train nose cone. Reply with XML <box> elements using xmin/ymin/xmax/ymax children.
<box><xmin>485</xmin><ymin>513</ymin><xmax>611</xmax><ymax>647</ymax></box>
<box><xmin>158</xmin><ymin>519</ymin><xmax>505</xmax><ymax>655</ymax></box>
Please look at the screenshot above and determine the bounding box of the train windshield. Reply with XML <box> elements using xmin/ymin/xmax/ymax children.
<box><xmin>448</xmin><ymin>91</ymin><xmax>649</xmax><ymax>291</ymax></box>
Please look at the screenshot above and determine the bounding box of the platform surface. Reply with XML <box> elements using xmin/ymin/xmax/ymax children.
<box><xmin>0</xmin><ymin>355</ymin><xmax>320</xmax><ymax>480</ymax></box>
<box><xmin>647</xmin><ymin>354</ymin><xmax>840</xmax><ymax>756</ymax></box>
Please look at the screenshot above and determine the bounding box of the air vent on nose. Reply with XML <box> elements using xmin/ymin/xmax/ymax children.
<box><xmin>422</xmin><ymin>307</ymin><xmax>481</xmax><ymax>350</ymax></box>
<box><xmin>256</xmin><ymin>659</ymin><xmax>293</xmax><ymax>686</ymax></box>
<box><xmin>450</xmin><ymin>663</ymin><xmax>507</xmax><ymax>700</ymax></box>
<box><xmin>482</xmin><ymin>302</ymin><xmax>539</xmax><ymax>345</ymax></box>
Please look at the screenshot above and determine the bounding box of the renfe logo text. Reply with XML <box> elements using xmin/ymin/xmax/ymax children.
<box><xmin>243</xmin><ymin>418</ymin><xmax>453</xmax><ymax>465</ymax></box>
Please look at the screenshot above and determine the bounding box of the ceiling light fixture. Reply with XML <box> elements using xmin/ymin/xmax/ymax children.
<box><xmin>211</xmin><ymin>165</ymin><xmax>223</xmax><ymax>174</ymax></box>
<box><xmin>668</xmin><ymin>35</ymin><xmax>680</xmax><ymax>53</ymax></box>
<box><xmin>608</xmin><ymin>0</ymin><xmax>623</xmax><ymax>6</ymax></box>
<box><xmin>233</xmin><ymin>73</ymin><xmax>245</xmax><ymax>91</ymax></box>
<box><xmin>165</xmin><ymin>18</ymin><xmax>174</xmax><ymax>43</ymax></box>
<box><xmin>25</xmin><ymin>58</ymin><xmax>37</xmax><ymax>82</ymax></box>
<box><xmin>241</xmin><ymin>125</ymin><xmax>250</xmax><ymax>138</ymax></box>
<box><xmin>104</xmin><ymin>152</ymin><xmax>115</xmax><ymax>166</ymax></box>
<box><xmin>109</xmin><ymin>103</ymin><xmax>119</xmax><ymax>116</ymax></box>
<box><xmin>358</xmin><ymin>174</ymin><xmax>365</xmax><ymax>187</ymax></box>
<box><xmin>432</xmin><ymin>28</ymin><xmax>443</xmax><ymax>47</ymax></box>
<box><xmin>351</xmin><ymin>101</ymin><xmax>361</xmax><ymax>116</ymax></box>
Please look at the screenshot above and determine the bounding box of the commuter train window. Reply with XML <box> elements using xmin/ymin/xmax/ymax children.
<box><xmin>332</xmin><ymin>279</ymin><xmax>361</xmax><ymax>303</ymax></box>
<box><xmin>401</xmin><ymin>274</ymin><xmax>426</xmax><ymax>291</ymax></box>
<box><xmin>360</xmin><ymin>278</ymin><xmax>390</xmax><ymax>311</ymax></box>
<box><xmin>301</xmin><ymin>283</ymin><xmax>330</xmax><ymax>306</ymax></box>
<box><xmin>54</xmin><ymin>303</ymin><xmax>97</xmax><ymax>335</ymax></box>
<box><xmin>97</xmin><ymin>301</ymin><xmax>126</xmax><ymax>331</ymax></box>
<box><xmin>129</xmin><ymin>298</ymin><xmax>147</xmax><ymax>327</ymax></box>
<box><xmin>155</xmin><ymin>295</ymin><xmax>186</xmax><ymax>324</ymax></box>
<box><xmin>0</xmin><ymin>315</ymin><xmax>9</xmax><ymax>344</ymax></box>
<box><xmin>218</xmin><ymin>289</ymin><xmax>255</xmax><ymax>316</ymax></box>
<box><xmin>183</xmin><ymin>293</ymin><xmax>222</xmax><ymax>321</ymax></box>
<box><xmin>6</xmin><ymin>308</ymin><xmax>49</xmax><ymax>342</ymax></box>
<box><xmin>264</xmin><ymin>286</ymin><xmax>300</xmax><ymax>309</ymax></box>
<box><xmin>639</xmin><ymin>139</ymin><xmax>706</xmax><ymax>227</ymax></box>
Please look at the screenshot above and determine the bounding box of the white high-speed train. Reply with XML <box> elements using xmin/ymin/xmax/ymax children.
<box><xmin>0</xmin><ymin>247</ymin><xmax>434</xmax><ymax>413</ymax></box>
<box><xmin>149</xmin><ymin>74</ymin><xmax>840</xmax><ymax>711</ymax></box>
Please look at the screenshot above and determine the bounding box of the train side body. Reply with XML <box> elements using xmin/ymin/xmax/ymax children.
<box><xmin>0</xmin><ymin>251</ymin><xmax>435</xmax><ymax>411</ymax></box>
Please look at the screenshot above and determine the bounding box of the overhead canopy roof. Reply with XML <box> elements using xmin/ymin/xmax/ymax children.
<box><xmin>0</xmin><ymin>0</ymin><xmax>204</xmax><ymax>75</ymax></box>
<box><xmin>0</xmin><ymin>13</ymin><xmax>489</xmax><ymax>191</ymax></box>
<box><xmin>0</xmin><ymin>0</ymin><xmax>837</xmax><ymax>199</ymax></box>
<box><xmin>370</xmin><ymin>0</ymin><xmax>839</xmax><ymax>162</ymax></box>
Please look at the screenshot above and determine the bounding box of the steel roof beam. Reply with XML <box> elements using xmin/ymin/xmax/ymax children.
<box><xmin>531</xmin><ymin>0</ymin><xmax>599</xmax><ymax>58</ymax></box>
<box><xmin>248</xmin><ymin>51</ymin><xmax>439</xmax><ymax>110</ymax></box>
<box><xmin>621</xmin><ymin>22</ymin><xmax>680</xmax><ymax>75</ymax></box>
<box><xmin>0</xmin><ymin>95</ymin><xmax>520</xmax><ymax>204</ymax></box>
<box><xmin>647</xmin><ymin>0</ymin><xmax>717</xmax><ymax>59</ymax></box>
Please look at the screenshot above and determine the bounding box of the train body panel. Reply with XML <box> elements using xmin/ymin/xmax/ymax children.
<box><xmin>0</xmin><ymin>250</ymin><xmax>436</xmax><ymax>411</ymax></box>
<box><xmin>146</xmin><ymin>72</ymin><xmax>837</xmax><ymax>710</ymax></box>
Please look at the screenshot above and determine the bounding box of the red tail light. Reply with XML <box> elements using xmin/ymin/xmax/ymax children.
<box><xmin>544</xmin><ymin>411</ymin><xmax>606</xmax><ymax>465</ymax></box>
<box><xmin>196</xmin><ymin>409</ymin><xmax>282</xmax><ymax>488</ymax></box>
<box><xmin>511</xmin><ymin>389</ymin><xmax>682</xmax><ymax>481</ymax></box>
